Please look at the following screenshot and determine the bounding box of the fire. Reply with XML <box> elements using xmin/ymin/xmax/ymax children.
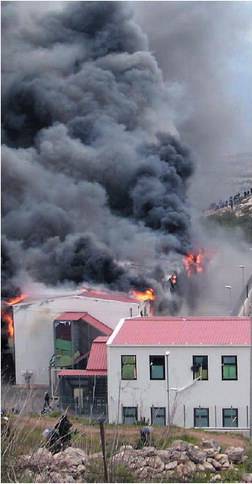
<box><xmin>183</xmin><ymin>249</ymin><xmax>206</xmax><ymax>277</ymax></box>
<box><xmin>1</xmin><ymin>293</ymin><xmax>27</xmax><ymax>339</ymax></box>
<box><xmin>132</xmin><ymin>288</ymin><xmax>155</xmax><ymax>301</ymax></box>
<box><xmin>6</xmin><ymin>293</ymin><xmax>27</xmax><ymax>306</ymax></box>
<box><xmin>2</xmin><ymin>311</ymin><xmax>14</xmax><ymax>338</ymax></box>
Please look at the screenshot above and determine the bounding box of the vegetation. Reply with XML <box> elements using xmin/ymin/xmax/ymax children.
<box><xmin>204</xmin><ymin>210</ymin><xmax>252</xmax><ymax>243</ymax></box>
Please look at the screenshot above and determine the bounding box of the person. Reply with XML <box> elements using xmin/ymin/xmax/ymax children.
<box><xmin>42</xmin><ymin>391</ymin><xmax>51</xmax><ymax>412</ymax></box>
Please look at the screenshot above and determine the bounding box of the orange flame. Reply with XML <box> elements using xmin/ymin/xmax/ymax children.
<box><xmin>132</xmin><ymin>288</ymin><xmax>155</xmax><ymax>301</ymax></box>
<box><xmin>1</xmin><ymin>293</ymin><xmax>27</xmax><ymax>338</ymax></box>
<box><xmin>2</xmin><ymin>310</ymin><xmax>14</xmax><ymax>338</ymax></box>
<box><xmin>6</xmin><ymin>294</ymin><xmax>27</xmax><ymax>306</ymax></box>
<box><xmin>183</xmin><ymin>249</ymin><xmax>206</xmax><ymax>277</ymax></box>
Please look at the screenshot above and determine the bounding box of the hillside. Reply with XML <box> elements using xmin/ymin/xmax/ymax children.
<box><xmin>204</xmin><ymin>194</ymin><xmax>252</xmax><ymax>243</ymax></box>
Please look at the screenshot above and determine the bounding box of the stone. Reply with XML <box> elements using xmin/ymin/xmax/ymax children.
<box><xmin>119</xmin><ymin>445</ymin><xmax>133</xmax><ymax>451</ymax></box>
<box><xmin>203</xmin><ymin>461</ymin><xmax>216</xmax><ymax>473</ymax></box>
<box><xmin>205</xmin><ymin>448</ymin><xmax>218</xmax><ymax>458</ymax></box>
<box><xmin>31</xmin><ymin>448</ymin><xmax>54</xmax><ymax>467</ymax></box>
<box><xmin>171</xmin><ymin>439</ymin><xmax>189</xmax><ymax>452</ymax></box>
<box><xmin>220</xmin><ymin>461</ymin><xmax>231</xmax><ymax>469</ymax></box>
<box><xmin>210</xmin><ymin>474</ymin><xmax>222</xmax><ymax>482</ymax></box>
<box><xmin>225</xmin><ymin>446</ymin><xmax>245</xmax><ymax>463</ymax></box>
<box><xmin>183</xmin><ymin>460</ymin><xmax>197</xmax><ymax>476</ymax></box>
<box><xmin>202</xmin><ymin>439</ymin><xmax>221</xmax><ymax>451</ymax></box>
<box><xmin>197</xmin><ymin>464</ymin><xmax>206</xmax><ymax>472</ymax></box>
<box><xmin>158</xmin><ymin>449</ymin><xmax>173</xmax><ymax>463</ymax></box>
<box><xmin>242</xmin><ymin>473</ymin><xmax>252</xmax><ymax>483</ymax></box>
<box><xmin>215</xmin><ymin>453</ymin><xmax>229</xmax><ymax>463</ymax></box>
<box><xmin>176</xmin><ymin>463</ymin><xmax>185</xmax><ymax>478</ymax></box>
<box><xmin>77</xmin><ymin>464</ymin><xmax>86</xmax><ymax>474</ymax></box>
<box><xmin>165</xmin><ymin>461</ymin><xmax>178</xmax><ymax>470</ymax></box>
<box><xmin>207</xmin><ymin>458</ymin><xmax>222</xmax><ymax>470</ymax></box>
<box><xmin>141</xmin><ymin>446</ymin><xmax>157</xmax><ymax>456</ymax></box>
<box><xmin>62</xmin><ymin>447</ymin><xmax>88</xmax><ymax>465</ymax></box>
<box><xmin>187</xmin><ymin>447</ymin><xmax>207</xmax><ymax>464</ymax></box>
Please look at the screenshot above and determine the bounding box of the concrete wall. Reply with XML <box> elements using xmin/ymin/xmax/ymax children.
<box><xmin>14</xmin><ymin>295</ymin><xmax>141</xmax><ymax>385</ymax></box>
<box><xmin>107</xmin><ymin>345</ymin><xmax>250</xmax><ymax>429</ymax></box>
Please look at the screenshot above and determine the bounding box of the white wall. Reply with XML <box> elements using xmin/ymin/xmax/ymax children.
<box><xmin>107</xmin><ymin>345</ymin><xmax>250</xmax><ymax>429</ymax></box>
<box><xmin>14</xmin><ymin>295</ymin><xmax>141</xmax><ymax>385</ymax></box>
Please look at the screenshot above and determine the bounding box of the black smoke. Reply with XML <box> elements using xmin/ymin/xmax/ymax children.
<box><xmin>1</xmin><ymin>2</ymin><xmax>194</xmax><ymax>301</ymax></box>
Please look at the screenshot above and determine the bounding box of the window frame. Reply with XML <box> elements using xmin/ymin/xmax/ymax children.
<box><xmin>149</xmin><ymin>355</ymin><xmax>165</xmax><ymax>380</ymax></box>
<box><xmin>192</xmin><ymin>355</ymin><xmax>208</xmax><ymax>380</ymax></box>
<box><xmin>222</xmin><ymin>355</ymin><xmax>238</xmax><ymax>380</ymax></box>
<box><xmin>222</xmin><ymin>408</ymin><xmax>238</xmax><ymax>428</ymax></box>
<box><xmin>121</xmin><ymin>355</ymin><xmax>137</xmax><ymax>380</ymax></box>
<box><xmin>151</xmin><ymin>407</ymin><xmax>166</xmax><ymax>426</ymax></box>
<box><xmin>193</xmin><ymin>407</ymin><xmax>209</xmax><ymax>428</ymax></box>
<box><xmin>122</xmin><ymin>406</ymin><xmax>138</xmax><ymax>424</ymax></box>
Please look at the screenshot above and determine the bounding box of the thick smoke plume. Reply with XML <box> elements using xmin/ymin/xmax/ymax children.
<box><xmin>1</xmin><ymin>2</ymin><xmax>194</xmax><ymax>300</ymax></box>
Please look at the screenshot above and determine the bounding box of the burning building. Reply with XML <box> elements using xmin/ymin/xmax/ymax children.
<box><xmin>12</xmin><ymin>288</ymin><xmax>152</xmax><ymax>386</ymax></box>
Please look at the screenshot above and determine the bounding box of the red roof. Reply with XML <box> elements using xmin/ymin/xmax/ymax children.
<box><xmin>86</xmin><ymin>336</ymin><xmax>108</xmax><ymax>371</ymax></box>
<box><xmin>57</xmin><ymin>336</ymin><xmax>108</xmax><ymax>378</ymax></box>
<box><xmin>109</xmin><ymin>316</ymin><xmax>251</xmax><ymax>346</ymax></box>
<box><xmin>55</xmin><ymin>312</ymin><xmax>112</xmax><ymax>336</ymax></box>
<box><xmin>78</xmin><ymin>288</ymin><xmax>139</xmax><ymax>304</ymax></box>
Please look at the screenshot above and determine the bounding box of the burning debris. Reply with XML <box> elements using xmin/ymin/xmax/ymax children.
<box><xmin>2</xmin><ymin>2</ymin><xmax>195</xmax><ymax>314</ymax></box>
<box><xmin>132</xmin><ymin>288</ymin><xmax>155</xmax><ymax>302</ymax></box>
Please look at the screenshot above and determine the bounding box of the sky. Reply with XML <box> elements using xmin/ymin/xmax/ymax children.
<box><xmin>133</xmin><ymin>1</ymin><xmax>252</xmax><ymax>208</ymax></box>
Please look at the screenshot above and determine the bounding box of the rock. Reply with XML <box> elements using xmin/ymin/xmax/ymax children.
<box><xmin>62</xmin><ymin>447</ymin><xmax>88</xmax><ymax>465</ymax></box>
<box><xmin>207</xmin><ymin>458</ymin><xmax>222</xmax><ymax>470</ymax></box>
<box><xmin>171</xmin><ymin>439</ymin><xmax>189</xmax><ymax>452</ymax></box>
<box><xmin>30</xmin><ymin>448</ymin><xmax>54</xmax><ymax>467</ymax></box>
<box><xmin>202</xmin><ymin>439</ymin><xmax>221</xmax><ymax>451</ymax></box>
<box><xmin>137</xmin><ymin>467</ymin><xmax>149</xmax><ymax>479</ymax></box>
<box><xmin>187</xmin><ymin>447</ymin><xmax>207</xmax><ymax>464</ymax></box>
<box><xmin>140</xmin><ymin>446</ymin><xmax>157</xmax><ymax>456</ymax></box>
<box><xmin>176</xmin><ymin>463</ymin><xmax>185</xmax><ymax>478</ymax></box>
<box><xmin>203</xmin><ymin>461</ymin><xmax>216</xmax><ymax>473</ymax></box>
<box><xmin>158</xmin><ymin>449</ymin><xmax>172</xmax><ymax>463</ymax></box>
<box><xmin>210</xmin><ymin>474</ymin><xmax>222</xmax><ymax>482</ymax></box>
<box><xmin>242</xmin><ymin>473</ymin><xmax>252</xmax><ymax>483</ymax></box>
<box><xmin>165</xmin><ymin>461</ymin><xmax>178</xmax><ymax>470</ymax></box>
<box><xmin>119</xmin><ymin>445</ymin><xmax>133</xmax><ymax>451</ymax></box>
<box><xmin>225</xmin><ymin>446</ymin><xmax>245</xmax><ymax>463</ymax></box>
<box><xmin>35</xmin><ymin>472</ymin><xmax>50</xmax><ymax>483</ymax></box>
<box><xmin>205</xmin><ymin>448</ymin><xmax>218</xmax><ymax>458</ymax></box>
<box><xmin>220</xmin><ymin>461</ymin><xmax>231</xmax><ymax>469</ymax></box>
<box><xmin>183</xmin><ymin>460</ymin><xmax>197</xmax><ymax>476</ymax></box>
<box><xmin>77</xmin><ymin>464</ymin><xmax>86</xmax><ymax>474</ymax></box>
<box><xmin>197</xmin><ymin>463</ymin><xmax>206</xmax><ymax>472</ymax></box>
<box><xmin>215</xmin><ymin>453</ymin><xmax>229</xmax><ymax>464</ymax></box>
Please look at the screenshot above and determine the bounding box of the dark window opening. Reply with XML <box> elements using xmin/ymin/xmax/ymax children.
<box><xmin>150</xmin><ymin>355</ymin><xmax>165</xmax><ymax>380</ymax></box>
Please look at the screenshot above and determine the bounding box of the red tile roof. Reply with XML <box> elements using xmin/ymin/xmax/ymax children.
<box><xmin>109</xmin><ymin>316</ymin><xmax>251</xmax><ymax>346</ymax></box>
<box><xmin>78</xmin><ymin>288</ymin><xmax>139</xmax><ymax>304</ymax></box>
<box><xmin>55</xmin><ymin>312</ymin><xmax>112</xmax><ymax>336</ymax></box>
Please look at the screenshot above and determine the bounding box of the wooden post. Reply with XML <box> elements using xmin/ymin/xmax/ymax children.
<box><xmin>99</xmin><ymin>418</ymin><xmax>108</xmax><ymax>482</ymax></box>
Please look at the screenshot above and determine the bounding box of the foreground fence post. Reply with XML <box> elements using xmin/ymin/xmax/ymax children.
<box><xmin>98</xmin><ymin>417</ymin><xmax>108</xmax><ymax>482</ymax></box>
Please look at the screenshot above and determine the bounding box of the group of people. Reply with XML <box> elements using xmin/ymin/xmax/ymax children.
<box><xmin>207</xmin><ymin>187</ymin><xmax>252</xmax><ymax>212</ymax></box>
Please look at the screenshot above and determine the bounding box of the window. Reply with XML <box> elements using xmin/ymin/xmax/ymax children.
<box><xmin>222</xmin><ymin>356</ymin><xmax>237</xmax><ymax>380</ymax></box>
<box><xmin>194</xmin><ymin>408</ymin><xmax>209</xmax><ymax>427</ymax></box>
<box><xmin>122</xmin><ymin>406</ymin><xmax>138</xmax><ymax>424</ymax></box>
<box><xmin>151</xmin><ymin>407</ymin><xmax>166</xmax><ymax>426</ymax></box>
<box><xmin>121</xmin><ymin>355</ymin><xmax>137</xmax><ymax>380</ymax></box>
<box><xmin>223</xmin><ymin>408</ymin><xmax>238</xmax><ymax>427</ymax></box>
<box><xmin>192</xmin><ymin>355</ymin><xmax>208</xmax><ymax>380</ymax></box>
<box><xmin>150</xmin><ymin>356</ymin><xmax>165</xmax><ymax>380</ymax></box>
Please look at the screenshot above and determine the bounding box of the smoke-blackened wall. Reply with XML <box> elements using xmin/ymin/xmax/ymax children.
<box><xmin>1</xmin><ymin>2</ymin><xmax>194</xmax><ymax>298</ymax></box>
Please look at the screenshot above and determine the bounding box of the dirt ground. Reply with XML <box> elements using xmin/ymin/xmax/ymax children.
<box><xmin>15</xmin><ymin>415</ymin><xmax>249</xmax><ymax>450</ymax></box>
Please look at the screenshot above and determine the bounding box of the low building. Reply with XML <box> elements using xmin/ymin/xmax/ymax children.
<box><xmin>13</xmin><ymin>288</ymin><xmax>147</xmax><ymax>386</ymax></box>
<box><xmin>58</xmin><ymin>336</ymin><xmax>108</xmax><ymax>418</ymax></box>
<box><xmin>107</xmin><ymin>316</ymin><xmax>251</xmax><ymax>430</ymax></box>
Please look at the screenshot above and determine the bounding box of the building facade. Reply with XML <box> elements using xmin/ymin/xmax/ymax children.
<box><xmin>13</xmin><ymin>288</ymin><xmax>146</xmax><ymax>385</ymax></box>
<box><xmin>107</xmin><ymin>316</ymin><xmax>251</xmax><ymax>430</ymax></box>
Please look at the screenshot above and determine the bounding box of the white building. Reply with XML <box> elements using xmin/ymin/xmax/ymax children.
<box><xmin>13</xmin><ymin>288</ymin><xmax>149</xmax><ymax>386</ymax></box>
<box><xmin>107</xmin><ymin>316</ymin><xmax>251</xmax><ymax>430</ymax></box>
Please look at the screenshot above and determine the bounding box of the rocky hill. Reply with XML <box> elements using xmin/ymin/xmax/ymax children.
<box><xmin>204</xmin><ymin>194</ymin><xmax>252</xmax><ymax>243</ymax></box>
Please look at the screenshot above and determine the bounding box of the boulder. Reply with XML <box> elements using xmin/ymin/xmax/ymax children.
<box><xmin>242</xmin><ymin>473</ymin><xmax>252</xmax><ymax>483</ymax></box>
<box><xmin>171</xmin><ymin>439</ymin><xmax>190</xmax><ymax>452</ymax></box>
<box><xmin>202</xmin><ymin>439</ymin><xmax>221</xmax><ymax>451</ymax></box>
<box><xmin>225</xmin><ymin>446</ymin><xmax>245</xmax><ymax>463</ymax></box>
<box><xmin>183</xmin><ymin>460</ymin><xmax>197</xmax><ymax>476</ymax></box>
<box><xmin>203</xmin><ymin>461</ymin><xmax>216</xmax><ymax>473</ymax></box>
<box><xmin>61</xmin><ymin>447</ymin><xmax>88</xmax><ymax>465</ymax></box>
<box><xmin>207</xmin><ymin>457</ymin><xmax>222</xmax><ymax>471</ymax></box>
<box><xmin>187</xmin><ymin>447</ymin><xmax>207</xmax><ymax>464</ymax></box>
<box><xmin>165</xmin><ymin>461</ymin><xmax>178</xmax><ymax>470</ymax></box>
<box><xmin>158</xmin><ymin>449</ymin><xmax>173</xmax><ymax>463</ymax></box>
